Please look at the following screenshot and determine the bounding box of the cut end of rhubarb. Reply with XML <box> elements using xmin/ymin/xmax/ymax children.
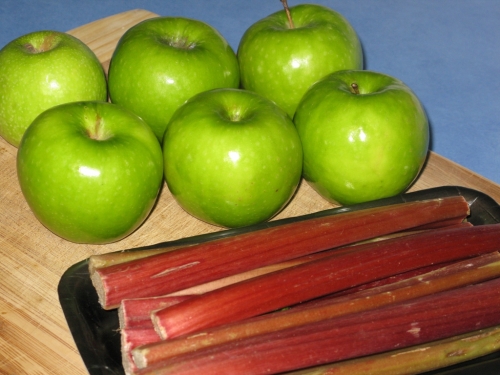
<box><xmin>132</xmin><ymin>349</ymin><xmax>149</xmax><ymax>371</ymax></box>
<box><xmin>121</xmin><ymin>329</ymin><xmax>136</xmax><ymax>375</ymax></box>
<box><xmin>88</xmin><ymin>256</ymin><xmax>102</xmax><ymax>274</ymax></box>
<box><xmin>118</xmin><ymin>304</ymin><xmax>126</xmax><ymax>330</ymax></box>
<box><xmin>151</xmin><ymin>312</ymin><xmax>169</xmax><ymax>340</ymax></box>
<box><xmin>89</xmin><ymin>269</ymin><xmax>110</xmax><ymax>310</ymax></box>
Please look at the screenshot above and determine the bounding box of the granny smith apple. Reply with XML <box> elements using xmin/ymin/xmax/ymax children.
<box><xmin>0</xmin><ymin>30</ymin><xmax>107</xmax><ymax>147</ymax></box>
<box><xmin>163</xmin><ymin>88</ymin><xmax>303</xmax><ymax>228</ymax></box>
<box><xmin>237</xmin><ymin>3</ymin><xmax>363</xmax><ymax>118</ymax></box>
<box><xmin>294</xmin><ymin>70</ymin><xmax>429</xmax><ymax>206</ymax></box>
<box><xmin>108</xmin><ymin>16</ymin><xmax>240</xmax><ymax>142</ymax></box>
<box><xmin>17</xmin><ymin>101</ymin><xmax>164</xmax><ymax>244</ymax></box>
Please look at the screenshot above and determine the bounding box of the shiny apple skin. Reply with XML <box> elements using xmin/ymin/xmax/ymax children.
<box><xmin>108</xmin><ymin>17</ymin><xmax>240</xmax><ymax>142</ymax></box>
<box><xmin>0</xmin><ymin>30</ymin><xmax>107</xmax><ymax>147</ymax></box>
<box><xmin>163</xmin><ymin>88</ymin><xmax>303</xmax><ymax>228</ymax></box>
<box><xmin>238</xmin><ymin>4</ymin><xmax>363</xmax><ymax>118</ymax></box>
<box><xmin>17</xmin><ymin>101</ymin><xmax>164</xmax><ymax>244</ymax></box>
<box><xmin>294</xmin><ymin>70</ymin><xmax>429</xmax><ymax>205</ymax></box>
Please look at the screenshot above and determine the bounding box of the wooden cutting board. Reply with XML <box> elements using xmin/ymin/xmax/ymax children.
<box><xmin>1</xmin><ymin>9</ymin><xmax>499</xmax><ymax>375</ymax></box>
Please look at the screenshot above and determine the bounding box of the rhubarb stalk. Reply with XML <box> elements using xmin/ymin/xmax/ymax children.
<box><xmin>126</xmin><ymin>227</ymin><xmax>467</xmax><ymax>299</ymax></box>
<box><xmin>91</xmin><ymin>197</ymin><xmax>469</xmax><ymax>309</ymax></box>
<box><xmin>135</xmin><ymin>276</ymin><xmax>500</xmax><ymax>375</ymax></box>
<box><xmin>122</xmin><ymin>327</ymin><xmax>161</xmax><ymax>375</ymax></box>
<box><xmin>132</xmin><ymin>251</ymin><xmax>500</xmax><ymax>367</ymax></box>
<box><xmin>165</xmin><ymin>249</ymin><xmax>344</xmax><ymax>296</ymax></box>
<box><xmin>120</xmin><ymin>295</ymin><xmax>192</xmax><ymax>375</ymax></box>
<box><xmin>122</xmin><ymin>252</ymin><xmax>450</xmax><ymax>366</ymax></box>
<box><xmin>286</xmin><ymin>325</ymin><xmax>500</xmax><ymax>375</ymax></box>
<box><xmin>89</xmin><ymin>244</ymin><xmax>193</xmax><ymax>272</ymax></box>
<box><xmin>152</xmin><ymin>224</ymin><xmax>500</xmax><ymax>339</ymax></box>
<box><xmin>119</xmin><ymin>295</ymin><xmax>192</xmax><ymax>330</ymax></box>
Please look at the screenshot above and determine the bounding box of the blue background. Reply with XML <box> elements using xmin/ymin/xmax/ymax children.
<box><xmin>1</xmin><ymin>0</ymin><xmax>499</xmax><ymax>185</ymax></box>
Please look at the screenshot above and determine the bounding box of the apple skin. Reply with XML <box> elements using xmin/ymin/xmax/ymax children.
<box><xmin>237</xmin><ymin>3</ymin><xmax>363</xmax><ymax>118</ymax></box>
<box><xmin>17</xmin><ymin>101</ymin><xmax>164</xmax><ymax>244</ymax></box>
<box><xmin>0</xmin><ymin>30</ymin><xmax>107</xmax><ymax>147</ymax></box>
<box><xmin>163</xmin><ymin>88</ymin><xmax>303</xmax><ymax>228</ymax></box>
<box><xmin>108</xmin><ymin>16</ymin><xmax>240</xmax><ymax>142</ymax></box>
<box><xmin>293</xmin><ymin>70</ymin><xmax>429</xmax><ymax>206</ymax></box>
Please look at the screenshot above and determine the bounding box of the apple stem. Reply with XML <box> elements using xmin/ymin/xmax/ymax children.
<box><xmin>164</xmin><ymin>36</ymin><xmax>196</xmax><ymax>50</ymax></box>
<box><xmin>40</xmin><ymin>33</ymin><xmax>57</xmax><ymax>52</ymax></box>
<box><xmin>23</xmin><ymin>43</ymin><xmax>37</xmax><ymax>54</ymax></box>
<box><xmin>86</xmin><ymin>113</ymin><xmax>109</xmax><ymax>140</ymax></box>
<box><xmin>351</xmin><ymin>83</ymin><xmax>360</xmax><ymax>95</ymax></box>
<box><xmin>280</xmin><ymin>0</ymin><xmax>295</xmax><ymax>29</ymax></box>
<box><xmin>23</xmin><ymin>33</ymin><xmax>58</xmax><ymax>54</ymax></box>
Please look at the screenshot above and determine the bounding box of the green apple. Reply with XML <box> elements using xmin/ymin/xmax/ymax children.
<box><xmin>108</xmin><ymin>16</ymin><xmax>240</xmax><ymax>142</ymax></box>
<box><xmin>237</xmin><ymin>3</ymin><xmax>363</xmax><ymax>118</ymax></box>
<box><xmin>0</xmin><ymin>30</ymin><xmax>107</xmax><ymax>147</ymax></box>
<box><xmin>163</xmin><ymin>88</ymin><xmax>303</xmax><ymax>228</ymax></box>
<box><xmin>294</xmin><ymin>70</ymin><xmax>429</xmax><ymax>206</ymax></box>
<box><xmin>17</xmin><ymin>101</ymin><xmax>164</xmax><ymax>244</ymax></box>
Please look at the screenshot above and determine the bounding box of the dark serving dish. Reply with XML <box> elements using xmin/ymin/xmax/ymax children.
<box><xmin>58</xmin><ymin>185</ymin><xmax>500</xmax><ymax>375</ymax></box>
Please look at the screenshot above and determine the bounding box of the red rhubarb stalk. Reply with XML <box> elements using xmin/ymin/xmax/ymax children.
<box><xmin>132</xmin><ymin>251</ymin><xmax>500</xmax><ymax>367</ymax></box>
<box><xmin>123</xmin><ymin>250</ymin><xmax>463</xmax><ymax>365</ymax></box>
<box><xmin>119</xmin><ymin>295</ymin><xmax>192</xmax><ymax>330</ymax></box>
<box><xmin>122</xmin><ymin>327</ymin><xmax>161</xmax><ymax>353</ymax></box>
<box><xmin>151</xmin><ymin>224</ymin><xmax>500</xmax><ymax>339</ymax></box>
<box><xmin>91</xmin><ymin>197</ymin><xmax>469</xmax><ymax>309</ymax></box>
<box><xmin>326</xmin><ymin>260</ymin><xmax>454</xmax><ymax>298</ymax></box>
<box><xmin>120</xmin><ymin>295</ymin><xmax>192</xmax><ymax>374</ymax></box>
<box><xmin>165</xmin><ymin>250</ymin><xmax>341</xmax><ymax>296</ymax></box>
<box><xmin>135</xmin><ymin>276</ymin><xmax>500</xmax><ymax>375</ymax></box>
<box><xmin>167</xmin><ymin>227</ymin><xmax>464</xmax><ymax>297</ymax></box>
<box><xmin>283</xmin><ymin>325</ymin><xmax>500</xmax><ymax>375</ymax></box>
<box><xmin>124</xmin><ymin>244</ymin><xmax>454</xmax><ymax>366</ymax></box>
<box><xmin>122</xmin><ymin>326</ymin><xmax>162</xmax><ymax>375</ymax></box>
<box><xmin>89</xmin><ymin>244</ymin><xmax>192</xmax><ymax>272</ymax></box>
<box><xmin>92</xmin><ymin>220</ymin><xmax>463</xmax><ymax>273</ymax></box>
<box><xmin>135</xmin><ymin>227</ymin><xmax>468</xmax><ymax>299</ymax></box>
<box><xmin>411</xmin><ymin>217</ymin><xmax>472</xmax><ymax>230</ymax></box>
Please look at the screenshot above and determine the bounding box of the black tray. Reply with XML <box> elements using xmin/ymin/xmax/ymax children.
<box><xmin>58</xmin><ymin>185</ymin><xmax>500</xmax><ymax>375</ymax></box>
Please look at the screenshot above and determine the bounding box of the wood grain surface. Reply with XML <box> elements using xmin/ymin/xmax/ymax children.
<box><xmin>1</xmin><ymin>9</ymin><xmax>499</xmax><ymax>375</ymax></box>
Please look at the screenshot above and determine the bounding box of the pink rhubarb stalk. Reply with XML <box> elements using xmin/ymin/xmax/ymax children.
<box><xmin>91</xmin><ymin>197</ymin><xmax>469</xmax><ymax>309</ymax></box>
<box><xmin>122</xmin><ymin>326</ymin><xmax>162</xmax><ymax>375</ymax></box>
<box><xmin>135</xmin><ymin>275</ymin><xmax>500</xmax><ymax>375</ymax></box>
<box><xmin>279</xmin><ymin>325</ymin><xmax>500</xmax><ymax>375</ymax></box>
<box><xmin>132</xmin><ymin>251</ymin><xmax>500</xmax><ymax>368</ymax></box>
<box><xmin>119</xmin><ymin>295</ymin><xmax>192</xmax><ymax>330</ymax></box>
<box><xmin>151</xmin><ymin>224</ymin><xmax>500</xmax><ymax>339</ymax></box>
